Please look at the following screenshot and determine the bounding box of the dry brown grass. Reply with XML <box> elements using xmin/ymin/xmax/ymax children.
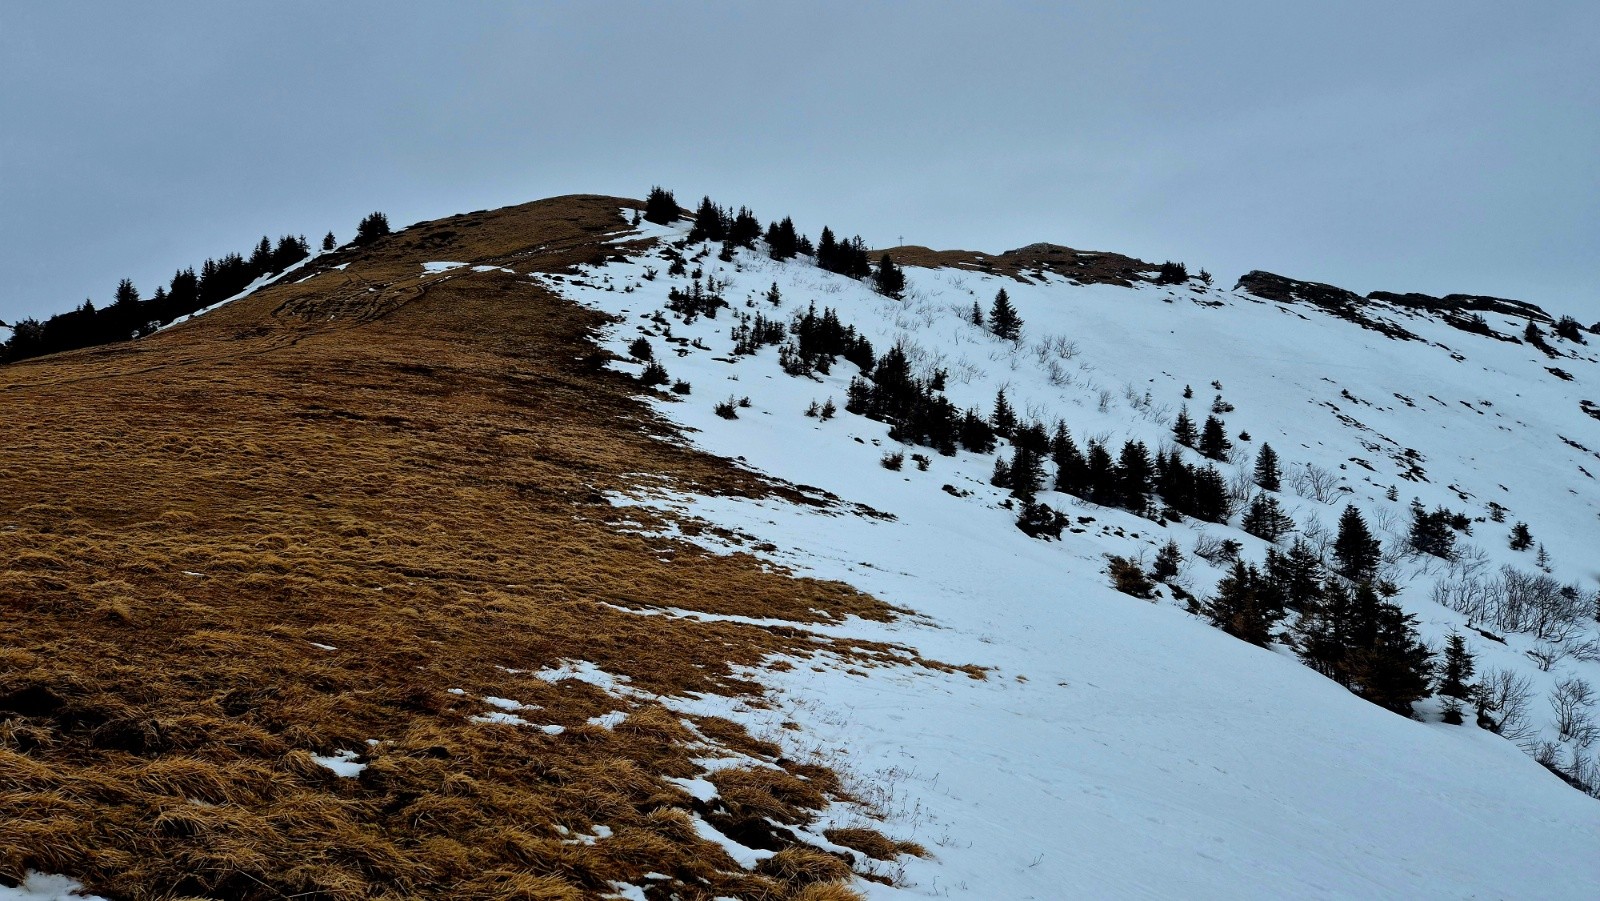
<box><xmin>823</xmin><ymin>827</ymin><xmax>928</xmax><ymax>862</ymax></box>
<box><xmin>0</xmin><ymin>195</ymin><xmax>926</xmax><ymax>899</ymax></box>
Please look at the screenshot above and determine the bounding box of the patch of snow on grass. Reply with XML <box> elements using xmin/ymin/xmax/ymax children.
<box><xmin>310</xmin><ymin>749</ymin><xmax>366</xmax><ymax>778</ymax></box>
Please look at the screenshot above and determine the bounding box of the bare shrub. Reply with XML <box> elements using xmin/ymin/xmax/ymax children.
<box><xmin>1432</xmin><ymin>575</ymin><xmax>1495</xmax><ymax>624</ymax></box>
<box><xmin>1478</xmin><ymin>667</ymin><xmax>1537</xmax><ymax>746</ymax></box>
<box><xmin>1289</xmin><ymin>463</ymin><xmax>1341</xmax><ymax>503</ymax></box>
<box><xmin>1550</xmin><ymin>676</ymin><xmax>1598</xmax><ymax>748</ymax></box>
<box><xmin>1434</xmin><ymin>566</ymin><xmax>1590</xmax><ymax>641</ymax></box>
<box><xmin>1528</xmin><ymin>641</ymin><xmax>1572</xmax><ymax>672</ymax></box>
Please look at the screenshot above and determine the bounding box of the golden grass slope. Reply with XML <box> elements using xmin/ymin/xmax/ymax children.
<box><xmin>0</xmin><ymin>195</ymin><xmax>932</xmax><ymax>900</ymax></box>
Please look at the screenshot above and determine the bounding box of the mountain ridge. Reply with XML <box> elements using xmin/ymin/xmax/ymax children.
<box><xmin>4</xmin><ymin>192</ymin><xmax>1598</xmax><ymax>900</ymax></box>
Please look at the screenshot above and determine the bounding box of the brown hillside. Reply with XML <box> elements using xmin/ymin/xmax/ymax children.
<box><xmin>0</xmin><ymin>195</ymin><xmax>941</xmax><ymax>900</ymax></box>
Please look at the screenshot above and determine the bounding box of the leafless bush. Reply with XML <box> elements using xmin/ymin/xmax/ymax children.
<box><xmin>1433</xmin><ymin>566</ymin><xmax>1590</xmax><ymax>641</ymax></box>
<box><xmin>1432</xmin><ymin>576</ymin><xmax>1496</xmax><ymax>624</ymax></box>
<box><xmin>1227</xmin><ymin>466</ymin><xmax>1257</xmax><ymax>506</ymax></box>
<box><xmin>1289</xmin><ymin>463</ymin><xmax>1341</xmax><ymax>503</ymax></box>
<box><xmin>1444</xmin><ymin>543</ymin><xmax>1492</xmax><ymax>580</ymax></box>
<box><xmin>1036</xmin><ymin>335</ymin><xmax>1079</xmax><ymax>361</ymax></box>
<box><xmin>1478</xmin><ymin>667</ymin><xmax>1537</xmax><ymax>746</ymax></box>
<box><xmin>1300</xmin><ymin>516</ymin><xmax>1334</xmax><ymax>560</ymax></box>
<box><xmin>1550</xmin><ymin>676</ymin><xmax>1598</xmax><ymax>747</ymax></box>
<box><xmin>1504</xmin><ymin>568</ymin><xmax>1589</xmax><ymax>642</ymax></box>
<box><xmin>1192</xmin><ymin>534</ymin><xmax>1241</xmax><ymax>565</ymax></box>
<box><xmin>1528</xmin><ymin>641</ymin><xmax>1572</xmax><ymax>672</ymax></box>
<box><xmin>1097</xmin><ymin>389</ymin><xmax>1114</xmax><ymax>413</ymax></box>
<box><xmin>1565</xmin><ymin>750</ymin><xmax>1600</xmax><ymax>798</ymax></box>
<box><xmin>1570</xmin><ymin>638</ymin><xmax>1600</xmax><ymax>664</ymax></box>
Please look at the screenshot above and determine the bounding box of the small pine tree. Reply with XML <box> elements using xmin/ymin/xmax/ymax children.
<box><xmin>1117</xmin><ymin>440</ymin><xmax>1153</xmax><ymax>515</ymax></box>
<box><xmin>1407</xmin><ymin>502</ymin><xmax>1456</xmax><ymax>559</ymax></box>
<box><xmin>355</xmin><ymin>212</ymin><xmax>391</xmax><ymax>244</ymax></box>
<box><xmin>1241</xmin><ymin>495</ymin><xmax>1294</xmax><ymax>543</ymax></box>
<box><xmin>1008</xmin><ymin>446</ymin><xmax>1044</xmax><ymax>501</ymax></box>
<box><xmin>1265</xmin><ymin>538</ymin><xmax>1324</xmax><ymax>612</ymax></box>
<box><xmin>1198</xmin><ymin>415</ymin><xmax>1231</xmax><ymax>461</ymax></box>
<box><xmin>991</xmin><ymin>389</ymin><xmax>1017</xmax><ymax>437</ymax></box>
<box><xmin>970</xmin><ymin>300</ymin><xmax>984</xmax><ymax>327</ymax></box>
<box><xmin>1151</xmin><ymin>539</ymin><xmax>1183</xmax><ymax>582</ymax></box>
<box><xmin>1205</xmin><ymin>560</ymin><xmax>1281</xmax><ymax>646</ymax></box>
<box><xmin>1254</xmin><ymin>444</ymin><xmax>1281</xmax><ymax>491</ymax></box>
<box><xmin>1332</xmin><ymin>506</ymin><xmax>1381</xmax><ymax>583</ymax></box>
<box><xmin>322</xmin><ymin>231</ymin><xmax>336</xmax><ymax>251</ymax></box>
<box><xmin>989</xmin><ymin>289</ymin><xmax>1022</xmax><ymax>341</ymax></box>
<box><xmin>1172</xmin><ymin>406</ymin><xmax>1197</xmax><ymax>447</ymax></box>
<box><xmin>1508</xmin><ymin>522</ymin><xmax>1533</xmax><ymax>551</ymax></box>
<box><xmin>874</xmin><ymin>253</ymin><xmax>906</xmax><ymax>297</ymax></box>
<box><xmin>643</xmin><ymin>186</ymin><xmax>679</xmax><ymax>225</ymax></box>
<box><xmin>1535</xmin><ymin>543</ymin><xmax>1551</xmax><ymax>572</ymax></box>
<box><xmin>1437</xmin><ymin>633</ymin><xmax>1476</xmax><ymax>725</ymax></box>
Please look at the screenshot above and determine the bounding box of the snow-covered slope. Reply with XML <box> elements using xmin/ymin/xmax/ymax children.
<box><xmin>538</xmin><ymin>210</ymin><xmax>1600</xmax><ymax>898</ymax></box>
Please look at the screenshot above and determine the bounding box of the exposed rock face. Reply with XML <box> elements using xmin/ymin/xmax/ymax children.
<box><xmin>1235</xmin><ymin>271</ymin><xmax>1364</xmax><ymax>311</ymax></box>
<box><xmin>1235</xmin><ymin>270</ymin><xmax>1419</xmax><ymax>341</ymax></box>
<box><xmin>880</xmin><ymin>242</ymin><xmax>1167</xmax><ymax>288</ymax></box>
<box><xmin>1367</xmin><ymin>291</ymin><xmax>1552</xmax><ymax>323</ymax></box>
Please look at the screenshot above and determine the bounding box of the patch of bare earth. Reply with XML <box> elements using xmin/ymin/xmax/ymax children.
<box><xmin>0</xmin><ymin>196</ymin><xmax>935</xmax><ymax>900</ymax></box>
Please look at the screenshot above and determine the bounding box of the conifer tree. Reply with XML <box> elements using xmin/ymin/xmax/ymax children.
<box><xmin>991</xmin><ymin>389</ymin><xmax>1016</xmax><ymax>437</ymax></box>
<box><xmin>815</xmin><ymin>227</ymin><xmax>838</xmax><ymax>271</ymax></box>
<box><xmin>1354</xmin><ymin>588</ymin><xmax>1434</xmax><ymax>715</ymax></box>
<box><xmin>355</xmin><ymin>211</ymin><xmax>391</xmax><ymax>244</ymax></box>
<box><xmin>1407</xmin><ymin>502</ymin><xmax>1456</xmax><ymax>559</ymax></box>
<box><xmin>322</xmin><ymin>231</ymin><xmax>336</xmax><ymax>251</ymax></box>
<box><xmin>690</xmin><ymin>196</ymin><xmax>727</xmax><ymax>242</ymax></box>
<box><xmin>1172</xmin><ymin>405</ymin><xmax>1197</xmax><ymax>447</ymax></box>
<box><xmin>988</xmin><ymin>289</ymin><xmax>1022</xmax><ymax>341</ymax></box>
<box><xmin>729</xmin><ymin>207</ymin><xmax>762</xmax><ymax>249</ymax></box>
<box><xmin>1297</xmin><ymin>579</ymin><xmax>1354</xmax><ymax>681</ymax></box>
<box><xmin>970</xmin><ymin>300</ymin><xmax>984</xmax><ymax>327</ymax></box>
<box><xmin>1241</xmin><ymin>494</ymin><xmax>1294</xmax><ymax>543</ymax></box>
<box><xmin>959</xmin><ymin>409</ymin><xmax>996</xmax><ymax>454</ymax></box>
<box><xmin>113</xmin><ymin>279</ymin><xmax>139</xmax><ymax>309</ymax></box>
<box><xmin>1052</xmin><ymin>424</ymin><xmax>1087</xmax><ymax>497</ymax></box>
<box><xmin>991</xmin><ymin>456</ymin><xmax>1011</xmax><ymax>489</ymax></box>
<box><xmin>1205</xmin><ymin>560</ymin><xmax>1281</xmax><ymax>646</ymax></box>
<box><xmin>1151</xmin><ymin>539</ymin><xmax>1183</xmax><ymax>582</ymax></box>
<box><xmin>874</xmin><ymin>254</ymin><xmax>906</xmax><ymax>297</ymax></box>
<box><xmin>1117</xmin><ymin>440</ymin><xmax>1153</xmax><ymax>515</ymax></box>
<box><xmin>1190</xmin><ymin>465</ymin><xmax>1231</xmax><ymax>523</ymax></box>
<box><xmin>1198</xmin><ymin>415</ymin><xmax>1231</xmax><ymax>461</ymax></box>
<box><xmin>766</xmin><ymin>217</ymin><xmax>799</xmax><ymax>260</ymax></box>
<box><xmin>1254</xmin><ymin>443</ymin><xmax>1281</xmax><ymax>491</ymax></box>
<box><xmin>1508</xmin><ymin>522</ymin><xmax>1533</xmax><ymax>551</ymax></box>
<box><xmin>643</xmin><ymin>186</ymin><xmax>679</xmax><ymax>225</ymax></box>
<box><xmin>1008</xmin><ymin>445</ymin><xmax>1044</xmax><ymax>501</ymax></box>
<box><xmin>1332</xmin><ymin>506</ymin><xmax>1381</xmax><ymax>583</ymax></box>
<box><xmin>1265</xmin><ymin>538</ymin><xmax>1323</xmax><ymax>611</ymax></box>
<box><xmin>1437</xmin><ymin>633</ymin><xmax>1476</xmax><ymax>725</ymax></box>
<box><xmin>1084</xmin><ymin>440</ymin><xmax>1120</xmax><ymax>507</ymax></box>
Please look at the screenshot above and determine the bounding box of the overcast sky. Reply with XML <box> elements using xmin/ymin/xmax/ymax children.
<box><xmin>3</xmin><ymin>2</ymin><xmax>1596</xmax><ymax>326</ymax></box>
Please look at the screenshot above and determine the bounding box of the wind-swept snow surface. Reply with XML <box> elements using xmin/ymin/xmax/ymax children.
<box><xmin>543</xmin><ymin>212</ymin><xmax>1600</xmax><ymax>898</ymax></box>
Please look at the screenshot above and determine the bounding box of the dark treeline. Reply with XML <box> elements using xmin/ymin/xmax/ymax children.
<box><xmin>641</xmin><ymin>186</ymin><xmax>876</xmax><ymax>283</ymax></box>
<box><xmin>3</xmin><ymin>211</ymin><xmax>391</xmax><ymax>364</ymax></box>
<box><xmin>3</xmin><ymin>234</ymin><xmax>310</xmax><ymax>363</ymax></box>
